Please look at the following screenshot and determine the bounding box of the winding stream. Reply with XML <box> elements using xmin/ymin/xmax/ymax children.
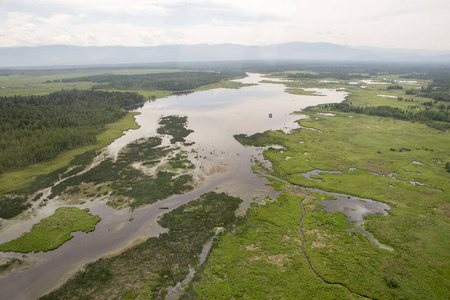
<box><xmin>0</xmin><ymin>74</ymin><xmax>352</xmax><ymax>299</ymax></box>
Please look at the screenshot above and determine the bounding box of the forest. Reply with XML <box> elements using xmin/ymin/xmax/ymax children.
<box><xmin>402</xmin><ymin>71</ymin><xmax>450</xmax><ymax>102</ymax></box>
<box><xmin>0</xmin><ymin>89</ymin><xmax>145</xmax><ymax>172</ymax></box>
<box><xmin>322</xmin><ymin>71</ymin><xmax>450</xmax><ymax>130</ymax></box>
<box><xmin>286</xmin><ymin>72</ymin><xmax>366</xmax><ymax>80</ymax></box>
<box><xmin>326</xmin><ymin>102</ymin><xmax>449</xmax><ymax>128</ymax></box>
<box><xmin>56</xmin><ymin>71</ymin><xmax>246</xmax><ymax>91</ymax></box>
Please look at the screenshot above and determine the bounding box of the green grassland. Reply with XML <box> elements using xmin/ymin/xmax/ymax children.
<box><xmin>342</xmin><ymin>85</ymin><xmax>433</xmax><ymax>109</ymax></box>
<box><xmin>252</xmin><ymin>113</ymin><xmax>449</xmax><ymax>192</ymax></box>
<box><xmin>0</xmin><ymin>81</ymin><xmax>94</xmax><ymax>97</ymax></box>
<box><xmin>0</xmin><ymin>207</ymin><xmax>100</xmax><ymax>253</ymax></box>
<box><xmin>189</xmin><ymin>192</ymin><xmax>361</xmax><ymax>300</ymax></box>
<box><xmin>263</xmin><ymin>77</ymin><xmax>426</xmax><ymax>102</ymax></box>
<box><xmin>132</xmin><ymin>89</ymin><xmax>173</xmax><ymax>99</ymax></box>
<box><xmin>191</xmin><ymin>186</ymin><xmax>449</xmax><ymax>299</ymax></box>
<box><xmin>285</xmin><ymin>87</ymin><xmax>324</xmax><ymax>96</ymax></box>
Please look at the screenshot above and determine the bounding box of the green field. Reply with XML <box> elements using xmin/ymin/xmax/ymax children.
<box><xmin>0</xmin><ymin>207</ymin><xmax>100</xmax><ymax>253</ymax></box>
<box><xmin>192</xmin><ymin>181</ymin><xmax>449</xmax><ymax>298</ymax></box>
<box><xmin>190</xmin><ymin>191</ymin><xmax>362</xmax><ymax>299</ymax></box>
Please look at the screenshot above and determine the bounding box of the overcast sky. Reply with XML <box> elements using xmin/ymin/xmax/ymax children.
<box><xmin>1</xmin><ymin>0</ymin><xmax>449</xmax><ymax>50</ymax></box>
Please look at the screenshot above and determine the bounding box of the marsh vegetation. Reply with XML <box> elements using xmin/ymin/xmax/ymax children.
<box><xmin>0</xmin><ymin>207</ymin><xmax>100</xmax><ymax>253</ymax></box>
<box><xmin>223</xmin><ymin>68</ymin><xmax>449</xmax><ymax>299</ymax></box>
<box><xmin>40</xmin><ymin>192</ymin><xmax>241</xmax><ymax>299</ymax></box>
<box><xmin>39</xmin><ymin>115</ymin><xmax>196</xmax><ymax>210</ymax></box>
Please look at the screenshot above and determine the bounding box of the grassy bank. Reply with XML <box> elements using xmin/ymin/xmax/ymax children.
<box><xmin>0</xmin><ymin>207</ymin><xmax>100</xmax><ymax>253</ymax></box>
<box><xmin>193</xmin><ymin>79</ymin><xmax>251</xmax><ymax>91</ymax></box>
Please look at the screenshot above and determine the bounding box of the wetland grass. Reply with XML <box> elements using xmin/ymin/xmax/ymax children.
<box><xmin>207</xmin><ymin>72</ymin><xmax>450</xmax><ymax>299</ymax></box>
<box><xmin>0</xmin><ymin>207</ymin><xmax>100</xmax><ymax>253</ymax></box>
<box><xmin>40</xmin><ymin>192</ymin><xmax>242</xmax><ymax>299</ymax></box>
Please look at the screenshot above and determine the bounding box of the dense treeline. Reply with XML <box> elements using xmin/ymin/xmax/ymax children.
<box><xmin>0</xmin><ymin>89</ymin><xmax>145</xmax><ymax>172</ymax></box>
<box><xmin>287</xmin><ymin>72</ymin><xmax>365</xmax><ymax>80</ymax></box>
<box><xmin>387</xmin><ymin>85</ymin><xmax>403</xmax><ymax>90</ymax></box>
<box><xmin>315</xmin><ymin>70</ymin><xmax>450</xmax><ymax>129</ymax></box>
<box><xmin>56</xmin><ymin>71</ymin><xmax>246</xmax><ymax>91</ymax></box>
<box><xmin>325</xmin><ymin>102</ymin><xmax>449</xmax><ymax>129</ymax></box>
<box><xmin>3</xmin><ymin>61</ymin><xmax>449</xmax><ymax>78</ymax></box>
<box><xmin>402</xmin><ymin>71</ymin><xmax>450</xmax><ymax>102</ymax></box>
<box><xmin>238</xmin><ymin>61</ymin><xmax>450</xmax><ymax>75</ymax></box>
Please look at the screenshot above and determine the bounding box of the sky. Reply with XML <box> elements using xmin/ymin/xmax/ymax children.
<box><xmin>1</xmin><ymin>0</ymin><xmax>449</xmax><ymax>50</ymax></box>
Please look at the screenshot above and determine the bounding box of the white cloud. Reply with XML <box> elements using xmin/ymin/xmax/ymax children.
<box><xmin>15</xmin><ymin>0</ymin><xmax>174</xmax><ymax>16</ymax></box>
<box><xmin>0</xmin><ymin>0</ymin><xmax>449</xmax><ymax>50</ymax></box>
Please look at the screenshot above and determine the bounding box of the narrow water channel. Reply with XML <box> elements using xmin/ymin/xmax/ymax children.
<box><xmin>0</xmin><ymin>74</ymin><xmax>348</xmax><ymax>299</ymax></box>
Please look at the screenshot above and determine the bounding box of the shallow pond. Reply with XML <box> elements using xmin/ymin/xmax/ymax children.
<box><xmin>312</xmin><ymin>189</ymin><xmax>393</xmax><ymax>251</ymax></box>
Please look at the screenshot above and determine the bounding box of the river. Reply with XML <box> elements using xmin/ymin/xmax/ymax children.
<box><xmin>0</xmin><ymin>74</ymin><xmax>348</xmax><ymax>299</ymax></box>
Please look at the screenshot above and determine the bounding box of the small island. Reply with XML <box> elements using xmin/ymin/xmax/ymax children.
<box><xmin>0</xmin><ymin>207</ymin><xmax>101</xmax><ymax>253</ymax></box>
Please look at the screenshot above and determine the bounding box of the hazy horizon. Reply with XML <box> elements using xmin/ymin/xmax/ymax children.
<box><xmin>2</xmin><ymin>42</ymin><xmax>450</xmax><ymax>68</ymax></box>
<box><xmin>1</xmin><ymin>41</ymin><xmax>450</xmax><ymax>53</ymax></box>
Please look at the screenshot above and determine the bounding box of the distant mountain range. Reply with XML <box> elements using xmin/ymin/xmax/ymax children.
<box><xmin>1</xmin><ymin>42</ymin><xmax>449</xmax><ymax>68</ymax></box>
